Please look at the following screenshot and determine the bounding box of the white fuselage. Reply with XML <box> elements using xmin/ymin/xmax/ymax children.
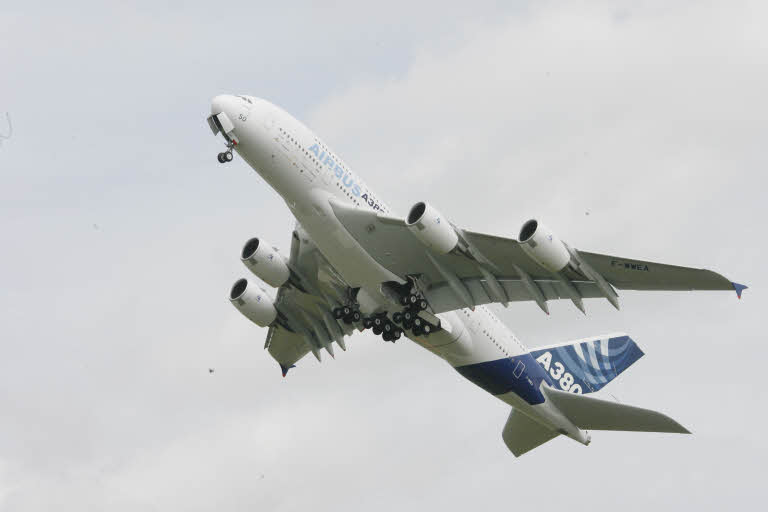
<box><xmin>211</xmin><ymin>95</ymin><xmax>588</xmax><ymax>443</ymax></box>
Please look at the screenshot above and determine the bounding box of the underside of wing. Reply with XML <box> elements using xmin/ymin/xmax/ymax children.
<box><xmin>329</xmin><ymin>201</ymin><xmax>744</xmax><ymax>315</ymax></box>
<box><xmin>424</xmin><ymin>278</ymin><xmax>605</xmax><ymax>313</ymax></box>
<box><xmin>576</xmin><ymin>251</ymin><xmax>736</xmax><ymax>291</ymax></box>
<box><xmin>265</xmin><ymin>325</ymin><xmax>310</xmax><ymax>376</ymax></box>
<box><xmin>237</xmin><ymin>223</ymin><xmax>365</xmax><ymax>375</ymax></box>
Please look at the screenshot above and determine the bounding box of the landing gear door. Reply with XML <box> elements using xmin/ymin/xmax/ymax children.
<box><xmin>208</xmin><ymin>112</ymin><xmax>238</xmax><ymax>145</ymax></box>
<box><xmin>207</xmin><ymin>115</ymin><xmax>220</xmax><ymax>135</ymax></box>
<box><xmin>213</xmin><ymin>112</ymin><xmax>235</xmax><ymax>135</ymax></box>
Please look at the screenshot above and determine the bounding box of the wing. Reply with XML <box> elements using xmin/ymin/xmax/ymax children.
<box><xmin>329</xmin><ymin>201</ymin><xmax>744</xmax><ymax>315</ymax></box>
<box><xmin>263</xmin><ymin>224</ymin><xmax>358</xmax><ymax>375</ymax></box>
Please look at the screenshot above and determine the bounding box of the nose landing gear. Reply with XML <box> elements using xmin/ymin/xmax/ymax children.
<box><xmin>217</xmin><ymin>141</ymin><xmax>236</xmax><ymax>164</ymax></box>
<box><xmin>217</xmin><ymin>151</ymin><xmax>233</xmax><ymax>163</ymax></box>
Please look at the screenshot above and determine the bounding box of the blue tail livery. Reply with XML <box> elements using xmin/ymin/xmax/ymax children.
<box><xmin>529</xmin><ymin>333</ymin><xmax>643</xmax><ymax>394</ymax></box>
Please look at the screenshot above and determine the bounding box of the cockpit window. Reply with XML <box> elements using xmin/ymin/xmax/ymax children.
<box><xmin>237</xmin><ymin>95</ymin><xmax>253</xmax><ymax>104</ymax></box>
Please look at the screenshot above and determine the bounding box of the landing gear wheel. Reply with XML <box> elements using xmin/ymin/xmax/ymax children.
<box><xmin>363</xmin><ymin>318</ymin><xmax>373</xmax><ymax>329</ymax></box>
<box><xmin>402</xmin><ymin>319</ymin><xmax>413</xmax><ymax>330</ymax></box>
<box><xmin>422</xmin><ymin>324</ymin><xmax>432</xmax><ymax>335</ymax></box>
<box><xmin>333</xmin><ymin>307</ymin><xmax>344</xmax><ymax>319</ymax></box>
<box><xmin>217</xmin><ymin>152</ymin><xmax>225</xmax><ymax>163</ymax></box>
<box><xmin>392</xmin><ymin>312</ymin><xmax>403</xmax><ymax>324</ymax></box>
<box><xmin>383</xmin><ymin>323</ymin><xmax>392</xmax><ymax>333</ymax></box>
<box><xmin>393</xmin><ymin>329</ymin><xmax>402</xmax><ymax>340</ymax></box>
<box><xmin>224</xmin><ymin>151</ymin><xmax>233</xmax><ymax>162</ymax></box>
<box><xmin>373</xmin><ymin>317</ymin><xmax>383</xmax><ymax>328</ymax></box>
<box><xmin>412</xmin><ymin>325</ymin><xmax>423</xmax><ymax>336</ymax></box>
<box><xmin>408</xmin><ymin>294</ymin><xmax>419</xmax><ymax>306</ymax></box>
<box><xmin>400</xmin><ymin>295</ymin><xmax>410</xmax><ymax>306</ymax></box>
<box><xmin>418</xmin><ymin>299</ymin><xmax>428</xmax><ymax>311</ymax></box>
<box><xmin>373</xmin><ymin>326</ymin><xmax>383</xmax><ymax>336</ymax></box>
<box><xmin>383</xmin><ymin>331</ymin><xmax>393</xmax><ymax>342</ymax></box>
<box><xmin>342</xmin><ymin>306</ymin><xmax>352</xmax><ymax>317</ymax></box>
<box><xmin>352</xmin><ymin>311</ymin><xmax>361</xmax><ymax>323</ymax></box>
<box><xmin>413</xmin><ymin>317</ymin><xmax>423</xmax><ymax>328</ymax></box>
<box><xmin>403</xmin><ymin>311</ymin><xmax>413</xmax><ymax>322</ymax></box>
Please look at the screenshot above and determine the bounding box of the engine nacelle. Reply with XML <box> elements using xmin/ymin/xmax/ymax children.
<box><xmin>405</xmin><ymin>202</ymin><xmax>459</xmax><ymax>254</ymax></box>
<box><xmin>229</xmin><ymin>278</ymin><xmax>277</xmax><ymax>327</ymax></box>
<box><xmin>518</xmin><ymin>219</ymin><xmax>571</xmax><ymax>273</ymax></box>
<box><xmin>240</xmin><ymin>238</ymin><xmax>290</xmax><ymax>288</ymax></box>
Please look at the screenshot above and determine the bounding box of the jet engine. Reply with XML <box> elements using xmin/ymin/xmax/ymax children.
<box><xmin>405</xmin><ymin>202</ymin><xmax>459</xmax><ymax>254</ymax></box>
<box><xmin>229</xmin><ymin>278</ymin><xmax>277</xmax><ymax>327</ymax></box>
<box><xmin>518</xmin><ymin>219</ymin><xmax>571</xmax><ymax>273</ymax></box>
<box><xmin>240</xmin><ymin>237</ymin><xmax>290</xmax><ymax>288</ymax></box>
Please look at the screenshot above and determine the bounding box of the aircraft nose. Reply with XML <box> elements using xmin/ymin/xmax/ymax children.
<box><xmin>211</xmin><ymin>94</ymin><xmax>232</xmax><ymax>115</ymax></box>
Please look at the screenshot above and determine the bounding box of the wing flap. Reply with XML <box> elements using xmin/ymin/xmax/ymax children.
<box><xmin>424</xmin><ymin>278</ymin><xmax>605</xmax><ymax>314</ymax></box>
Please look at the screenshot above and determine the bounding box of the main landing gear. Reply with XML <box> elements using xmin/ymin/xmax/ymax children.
<box><xmin>331</xmin><ymin>305</ymin><xmax>401</xmax><ymax>343</ymax></box>
<box><xmin>392</xmin><ymin>292</ymin><xmax>440</xmax><ymax>337</ymax></box>
<box><xmin>333</xmin><ymin>304</ymin><xmax>362</xmax><ymax>325</ymax></box>
<box><xmin>330</xmin><ymin>291</ymin><xmax>439</xmax><ymax>343</ymax></box>
<box><xmin>363</xmin><ymin>314</ymin><xmax>402</xmax><ymax>343</ymax></box>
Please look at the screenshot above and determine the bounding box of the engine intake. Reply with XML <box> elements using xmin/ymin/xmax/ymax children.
<box><xmin>405</xmin><ymin>202</ymin><xmax>459</xmax><ymax>254</ymax></box>
<box><xmin>518</xmin><ymin>219</ymin><xmax>571</xmax><ymax>273</ymax></box>
<box><xmin>229</xmin><ymin>278</ymin><xmax>277</xmax><ymax>327</ymax></box>
<box><xmin>241</xmin><ymin>238</ymin><xmax>290</xmax><ymax>288</ymax></box>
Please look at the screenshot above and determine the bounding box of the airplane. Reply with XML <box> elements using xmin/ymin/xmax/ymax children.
<box><xmin>208</xmin><ymin>94</ymin><xmax>746</xmax><ymax>457</ymax></box>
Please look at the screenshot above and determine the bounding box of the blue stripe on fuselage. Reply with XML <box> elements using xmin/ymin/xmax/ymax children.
<box><xmin>455</xmin><ymin>353</ymin><xmax>553</xmax><ymax>405</ymax></box>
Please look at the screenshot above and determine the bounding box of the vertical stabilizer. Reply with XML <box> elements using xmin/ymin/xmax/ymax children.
<box><xmin>530</xmin><ymin>333</ymin><xmax>643</xmax><ymax>394</ymax></box>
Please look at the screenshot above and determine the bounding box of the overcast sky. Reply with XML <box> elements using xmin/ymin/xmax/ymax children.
<box><xmin>1</xmin><ymin>1</ymin><xmax>766</xmax><ymax>510</ymax></box>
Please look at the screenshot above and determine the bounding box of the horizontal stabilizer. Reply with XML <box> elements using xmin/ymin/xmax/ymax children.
<box><xmin>502</xmin><ymin>408</ymin><xmax>559</xmax><ymax>457</ymax></box>
<box><xmin>544</xmin><ymin>386</ymin><xmax>690</xmax><ymax>434</ymax></box>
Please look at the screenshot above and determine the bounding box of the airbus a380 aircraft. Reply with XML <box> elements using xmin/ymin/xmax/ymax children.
<box><xmin>208</xmin><ymin>94</ymin><xmax>746</xmax><ymax>456</ymax></box>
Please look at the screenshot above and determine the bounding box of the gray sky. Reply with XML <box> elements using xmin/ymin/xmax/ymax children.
<box><xmin>1</xmin><ymin>1</ymin><xmax>766</xmax><ymax>510</ymax></box>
